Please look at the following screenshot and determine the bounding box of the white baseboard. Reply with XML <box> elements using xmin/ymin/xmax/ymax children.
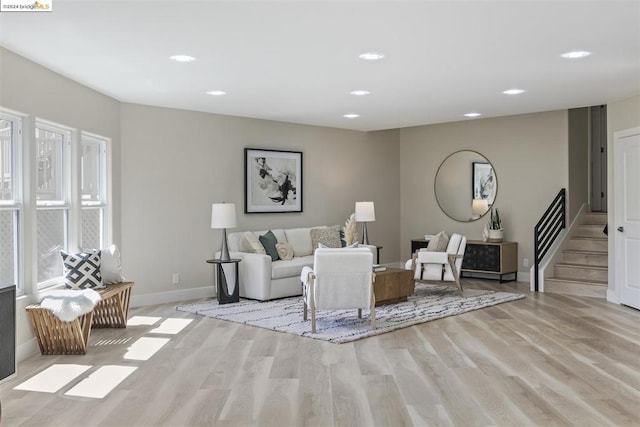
<box><xmin>607</xmin><ymin>289</ymin><xmax>619</xmax><ymax>304</ymax></box>
<box><xmin>17</xmin><ymin>338</ymin><xmax>39</xmax><ymax>363</ymax></box>
<box><xmin>130</xmin><ymin>286</ymin><xmax>215</xmax><ymax>308</ymax></box>
<box><xmin>517</xmin><ymin>271</ymin><xmax>530</xmax><ymax>284</ymax></box>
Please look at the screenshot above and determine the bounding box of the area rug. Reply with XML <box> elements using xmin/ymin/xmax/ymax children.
<box><xmin>176</xmin><ymin>283</ymin><xmax>525</xmax><ymax>343</ymax></box>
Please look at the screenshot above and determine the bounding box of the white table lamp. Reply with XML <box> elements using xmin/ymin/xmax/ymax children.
<box><xmin>211</xmin><ymin>203</ymin><xmax>237</xmax><ymax>261</ymax></box>
<box><xmin>355</xmin><ymin>201</ymin><xmax>375</xmax><ymax>245</ymax></box>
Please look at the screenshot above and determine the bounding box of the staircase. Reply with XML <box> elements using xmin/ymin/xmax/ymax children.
<box><xmin>545</xmin><ymin>212</ymin><xmax>608</xmax><ymax>298</ymax></box>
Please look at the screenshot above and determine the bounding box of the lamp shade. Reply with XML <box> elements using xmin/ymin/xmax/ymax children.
<box><xmin>211</xmin><ymin>203</ymin><xmax>237</xmax><ymax>229</ymax></box>
<box><xmin>355</xmin><ymin>201</ymin><xmax>376</xmax><ymax>222</ymax></box>
<box><xmin>472</xmin><ymin>198</ymin><xmax>489</xmax><ymax>216</ymax></box>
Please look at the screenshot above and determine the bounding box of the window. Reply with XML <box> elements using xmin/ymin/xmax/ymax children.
<box><xmin>80</xmin><ymin>134</ymin><xmax>107</xmax><ymax>249</ymax></box>
<box><xmin>36</xmin><ymin>123</ymin><xmax>70</xmax><ymax>286</ymax></box>
<box><xmin>0</xmin><ymin>114</ymin><xmax>21</xmax><ymax>290</ymax></box>
<box><xmin>0</xmin><ymin>110</ymin><xmax>111</xmax><ymax>294</ymax></box>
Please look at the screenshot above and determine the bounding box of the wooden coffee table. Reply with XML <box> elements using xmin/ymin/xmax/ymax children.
<box><xmin>373</xmin><ymin>267</ymin><xmax>415</xmax><ymax>306</ymax></box>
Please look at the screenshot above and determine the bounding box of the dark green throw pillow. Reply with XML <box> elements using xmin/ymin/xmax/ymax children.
<box><xmin>259</xmin><ymin>230</ymin><xmax>280</xmax><ymax>261</ymax></box>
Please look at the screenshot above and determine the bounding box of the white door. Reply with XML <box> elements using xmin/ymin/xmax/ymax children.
<box><xmin>615</xmin><ymin>128</ymin><xmax>640</xmax><ymax>309</ymax></box>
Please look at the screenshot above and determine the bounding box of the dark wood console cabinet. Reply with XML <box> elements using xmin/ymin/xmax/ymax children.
<box><xmin>411</xmin><ymin>238</ymin><xmax>431</xmax><ymax>254</ymax></box>
<box><xmin>461</xmin><ymin>241</ymin><xmax>518</xmax><ymax>282</ymax></box>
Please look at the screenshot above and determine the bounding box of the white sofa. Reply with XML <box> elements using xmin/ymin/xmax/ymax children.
<box><xmin>226</xmin><ymin>226</ymin><xmax>377</xmax><ymax>301</ymax></box>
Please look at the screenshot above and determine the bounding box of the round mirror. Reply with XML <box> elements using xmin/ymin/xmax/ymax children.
<box><xmin>434</xmin><ymin>150</ymin><xmax>498</xmax><ymax>222</ymax></box>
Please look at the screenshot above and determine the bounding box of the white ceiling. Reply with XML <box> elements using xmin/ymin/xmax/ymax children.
<box><xmin>1</xmin><ymin>1</ymin><xmax>639</xmax><ymax>131</ymax></box>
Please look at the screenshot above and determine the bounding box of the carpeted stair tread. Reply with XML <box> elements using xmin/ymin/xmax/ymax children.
<box><xmin>555</xmin><ymin>262</ymin><xmax>607</xmax><ymax>270</ymax></box>
<box><xmin>546</xmin><ymin>277</ymin><xmax>608</xmax><ymax>286</ymax></box>
<box><xmin>564</xmin><ymin>249</ymin><xmax>607</xmax><ymax>255</ymax></box>
<box><xmin>571</xmin><ymin>236</ymin><xmax>608</xmax><ymax>241</ymax></box>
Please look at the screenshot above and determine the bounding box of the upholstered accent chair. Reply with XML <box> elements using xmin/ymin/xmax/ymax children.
<box><xmin>300</xmin><ymin>248</ymin><xmax>375</xmax><ymax>333</ymax></box>
<box><xmin>411</xmin><ymin>233</ymin><xmax>467</xmax><ymax>293</ymax></box>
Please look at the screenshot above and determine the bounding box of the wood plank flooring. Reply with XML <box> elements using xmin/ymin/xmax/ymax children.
<box><xmin>1</xmin><ymin>279</ymin><xmax>639</xmax><ymax>426</ymax></box>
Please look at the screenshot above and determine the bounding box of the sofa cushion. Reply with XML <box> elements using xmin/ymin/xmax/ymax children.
<box><xmin>276</xmin><ymin>242</ymin><xmax>294</xmax><ymax>261</ymax></box>
<box><xmin>259</xmin><ymin>230</ymin><xmax>280</xmax><ymax>261</ymax></box>
<box><xmin>239</xmin><ymin>232</ymin><xmax>266</xmax><ymax>254</ymax></box>
<box><xmin>311</xmin><ymin>226</ymin><xmax>341</xmax><ymax>249</ymax></box>
<box><xmin>271</xmin><ymin>255</ymin><xmax>314</xmax><ymax>279</ymax></box>
<box><xmin>284</xmin><ymin>227</ymin><xmax>313</xmax><ymax>257</ymax></box>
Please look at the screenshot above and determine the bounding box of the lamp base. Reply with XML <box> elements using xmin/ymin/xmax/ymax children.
<box><xmin>219</xmin><ymin>228</ymin><xmax>231</xmax><ymax>261</ymax></box>
<box><xmin>361</xmin><ymin>223</ymin><xmax>370</xmax><ymax>246</ymax></box>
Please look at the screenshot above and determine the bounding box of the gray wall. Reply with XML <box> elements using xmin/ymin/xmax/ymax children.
<box><xmin>3</xmin><ymin>44</ymin><xmax>636</xmax><ymax>357</ymax></box>
<box><xmin>568</xmin><ymin>108</ymin><xmax>590</xmax><ymax>221</ymax></box>
<box><xmin>120</xmin><ymin>104</ymin><xmax>400</xmax><ymax>300</ymax></box>
<box><xmin>399</xmin><ymin>111</ymin><xmax>569</xmax><ymax>276</ymax></box>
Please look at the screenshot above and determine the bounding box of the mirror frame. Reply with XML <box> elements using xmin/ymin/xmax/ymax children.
<box><xmin>433</xmin><ymin>149</ymin><xmax>498</xmax><ymax>223</ymax></box>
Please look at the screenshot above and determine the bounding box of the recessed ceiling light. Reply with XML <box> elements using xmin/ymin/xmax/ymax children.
<box><xmin>561</xmin><ymin>50</ymin><xmax>591</xmax><ymax>59</ymax></box>
<box><xmin>169</xmin><ymin>55</ymin><xmax>196</xmax><ymax>62</ymax></box>
<box><xmin>350</xmin><ymin>90</ymin><xmax>370</xmax><ymax>96</ymax></box>
<box><xmin>502</xmin><ymin>89</ymin><xmax>525</xmax><ymax>95</ymax></box>
<box><xmin>206</xmin><ymin>90</ymin><xmax>227</xmax><ymax>96</ymax></box>
<box><xmin>343</xmin><ymin>113</ymin><xmax>360</xmax><ymax>119</ymax></box>
<box><xmin>464</xmin><ymin>112</ymin><xmax>482</xmax><ymax>118</ymax></box>
<box><xmin>359</xmin><ymin>52</ymin><xmax>385</xmax><ymax>61</ymax></box>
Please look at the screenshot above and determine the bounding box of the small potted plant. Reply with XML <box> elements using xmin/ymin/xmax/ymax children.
<box><xmin>488</xmin><ymin>207</ymin><xmax>504</xmax><ymax>242</ymax></box>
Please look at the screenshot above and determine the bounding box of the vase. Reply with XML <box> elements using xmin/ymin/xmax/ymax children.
<box><xmin>488</xmin><ymin>229</ymin><xmax>504</xmax><ymax>242</ymax></box>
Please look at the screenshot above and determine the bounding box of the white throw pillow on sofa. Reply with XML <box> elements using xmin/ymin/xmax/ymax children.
<box><xmin>239</xmin><ymin>232</ymin><xmax>266</xmax><ymax>254</ymax></box>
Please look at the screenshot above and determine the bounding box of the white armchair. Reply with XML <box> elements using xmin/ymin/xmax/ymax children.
<box><xmin>410</xmin><ymin>233</ymin><xmax>467</xmax><ymax>293</ymax></box>
<box><xmin>300</xmin><ymin>248</ymin><xmax>375</xmax><ymax>333</ymax></box>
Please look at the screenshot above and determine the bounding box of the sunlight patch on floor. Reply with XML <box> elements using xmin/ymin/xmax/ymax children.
<box><xmin>127</xmin><ymin>316</ymin><xmax>162</xmax><ymax>326</ymax></box>
<box><xmin>149</xmin><ymin>318</ymin><xmax>193</xmax><ymax>335</ymax></box>
<box><xmin>92</xmin><ymin>337</ymin><xmax>132</xmax><ymax>346</ymax></box>
<box><xmin>124</xmin><ymin>337</ymin><xmax>170</xmax><ymax>361</ymax></box>
<box><xmin>14</xmin><ymin>364</ymin><xmax>91</xmax><ymax>393</ymax></box>
<box><xmin>65</xmin><ymin>365</ymin><xmax>137</xmax><ymax>399</ymax></box>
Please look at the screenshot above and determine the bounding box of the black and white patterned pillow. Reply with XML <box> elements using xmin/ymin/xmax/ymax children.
<box><xmin>60</xmin><ymin>250</ymin><xmax>104</xmax><ymax>289</ymax></box>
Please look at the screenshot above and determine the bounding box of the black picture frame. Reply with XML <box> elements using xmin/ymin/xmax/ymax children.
<box><xmin>244</xmin><ymin>148</ymin><xmax>303</xmax><ymax>213</ymax></box>
<box><xmin>472</xmin><ymin>161</ymin><xmax>496</xmax><ymax>205</ymax></box>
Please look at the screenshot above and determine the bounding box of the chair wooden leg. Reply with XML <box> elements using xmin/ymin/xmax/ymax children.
<box><xmin>448</xmin><ymin>255</ymin><xmax>463</xmax><ymax>293</ymax></box>
<box><xmin>370</xmin><ymin>292</ymin><xmax>376</xmax><ymax>330</ymax></box>
<box><xmin>303</xmin><ymin>300</ymin><xmax>307</xmax><ymax>321</ymax></box>
<box><xmin>309</xmin><ymin>276</ymin><xmax>316</xmax><ymax>332</ymax></box>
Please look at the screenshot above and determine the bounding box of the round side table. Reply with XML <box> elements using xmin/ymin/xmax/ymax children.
<box><xmin>206</xmin><ymin>258</ymin><xmax>241</xmax><ymax>304</ymax></box>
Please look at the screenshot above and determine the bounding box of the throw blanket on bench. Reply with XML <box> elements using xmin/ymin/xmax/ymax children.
<box><xmin>40</xmin><ymin>289</ymin><xmax>102</xmax><ymax>322</ymax></box>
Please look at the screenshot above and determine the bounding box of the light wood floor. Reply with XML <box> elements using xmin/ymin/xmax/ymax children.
<box><xmin>1</xmin><ymin>279</ymin><xmax>639</xmax><ymax>427</ymax></box>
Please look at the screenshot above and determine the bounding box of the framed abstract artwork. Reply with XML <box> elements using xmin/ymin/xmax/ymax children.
<box><xmin>244</xmin><ymin>148</ymin><xmax>303</xmax><ymax>213</ymax></box>
<box><xmin>472</xmin><ymin>161</ymin><xmax>496</xmax><ymax>206</ymax></box>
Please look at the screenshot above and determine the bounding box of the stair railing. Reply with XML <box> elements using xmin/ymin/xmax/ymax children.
<box><xmin>534</xmin><ymin>188</ymin><xmax>566</xmax><ymax>291</ymax></box>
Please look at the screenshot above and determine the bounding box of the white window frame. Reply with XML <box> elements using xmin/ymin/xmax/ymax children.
<box><xmin>0</xmin><ymin>112</ymin><xmax>23</xmax><ymax>293</ymax></box>
<box><xmin>80</xmin><ymin>132</ymin><xmax>111</xmax><ymax>249</ymax></box>
<box><xmin>35</xmin><ymin>120</ymin><xmax>72</xmax><ymax>289</ymax></box>
<box><xmin>0</xmin><ymin>108</ymin><xmax>113</xmax><ymax>296</ymax></box>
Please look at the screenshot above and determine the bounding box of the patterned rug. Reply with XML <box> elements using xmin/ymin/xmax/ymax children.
<box><xmin>176</xmin><ymin>283</ymin><xmax>525</xmax><ymax>343</ymax></box>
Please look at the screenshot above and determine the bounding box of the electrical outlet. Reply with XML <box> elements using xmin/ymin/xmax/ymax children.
<box><xmin>172</xmin><ymin>273</ymin><xmax>180</xmax><ymax>285</ymax></box>
<box><xmin>523</xmin><ymin>258</ymin><xmax>529</xmax><ymax>268</ymax></box>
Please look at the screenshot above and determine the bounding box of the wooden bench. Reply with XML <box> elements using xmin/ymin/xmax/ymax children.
<box><xmin>26</xmin><ymin>282</ymin><xmax>134</xmax><ymax>355</ymax></box>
